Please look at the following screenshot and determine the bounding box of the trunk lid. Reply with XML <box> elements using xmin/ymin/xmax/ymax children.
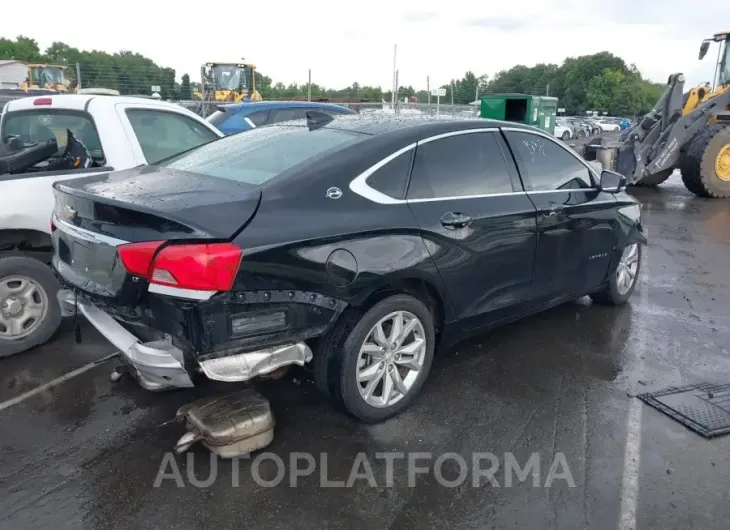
<box><xmin>52</xmin><ymin>165</ymin><xmax>259</xmax><ymax>303</ymax></box>
<box><xmin>53</xmin><ymin>165</ymin><xmax>261</xmax><ymax>240</ymax></box>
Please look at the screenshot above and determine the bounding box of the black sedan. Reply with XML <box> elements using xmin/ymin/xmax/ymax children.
<box><xmin>51</xmin><ymin>113</ymin><xmax>646</xmax><ymax>422</ymax></box>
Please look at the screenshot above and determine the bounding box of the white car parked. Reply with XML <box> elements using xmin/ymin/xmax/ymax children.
<box><xmin>595</xmin><ymin>120</ymin><xmax>621</xmax><ymax>132</ymax></box>
<box><xmin>554</xmin><ymin>123</ymin><xmax>572</xmax><ymax>141</ymax></box>
<box><xmin>0</xmin><ymin>94</ymin><xmax>223</xmax><ymax>358</ymax></box>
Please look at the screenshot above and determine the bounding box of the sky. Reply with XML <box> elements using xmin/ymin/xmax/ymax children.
<box><xmin>2</xmin><ymin>0</ymin><xmax>729</xmax><ymax>90</ymax></box>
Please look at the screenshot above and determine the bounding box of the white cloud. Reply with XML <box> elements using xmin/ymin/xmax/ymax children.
<box><xmin>2</xmin><ymin>0</ymin><xmax>728</xmax><ymax>90</ymax></box>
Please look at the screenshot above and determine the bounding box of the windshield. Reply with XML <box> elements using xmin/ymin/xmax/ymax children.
<box><xmin>160</xmin><ymin>125</ymin><xmax>364</xmax><ymax>185</ymax></box>
<box><xmin>40</xmin><ymin>67</ymin><xmax>68</xmax><ymax>86</ymax></box>
<box><xmin>213</xmin><ymin>66</ymin><xmax>243</xmax><ymax>91</ymax></box>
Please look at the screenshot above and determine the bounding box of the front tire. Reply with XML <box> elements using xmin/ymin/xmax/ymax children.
<box><xmin>680</xmin><ymin>124</ymin><xmax>730</xmax><ymax>198</ymax></box>
<box><xmin>0</xmin><ymin>256</ymin><xmax>62</xmax><ymax>358</ymax></box>
<box><xmin>314</xmin><ymin>294</ymin><xmax>435</xmax><ymax>423</ymax></box>
<box><xmin>590</xmin><ymin>243</ymin><xmax>642</xmax><ymax>306</ymax></box>
<box><xmin>561</xmin><ymin>131</ymin><xmax>571</xmax><ymax>141</ymax></box>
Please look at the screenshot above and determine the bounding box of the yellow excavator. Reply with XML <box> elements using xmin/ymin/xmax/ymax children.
<box><xmin>585</xmin><ymin>31</ymin><xmax>730</xmax><ymax>197</ymax></box>
<box><xmin>193</xmin><ymin>62</ymin><xmax>262</xmax><ymax>103</ymax></box>
<box><xmin>21</xmin><ymin>64</ymin><xmax>71</xmax><ymax>92</ymax></box>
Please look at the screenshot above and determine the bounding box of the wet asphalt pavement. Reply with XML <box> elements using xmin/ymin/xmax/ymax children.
<box><xmin>2</xmin><ymin>173</ymin><xmax>730</xmax><ymax>530</ymax></box>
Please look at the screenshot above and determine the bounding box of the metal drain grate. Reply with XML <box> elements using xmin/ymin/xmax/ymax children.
<box><xmin>638</xmin><ymin>383</ymin><xmax>730</xmax><ymax>438</ymax></box>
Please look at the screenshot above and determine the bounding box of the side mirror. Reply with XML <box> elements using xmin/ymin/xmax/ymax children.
<box><xmin>699</xmin><ymin>41</ymin><xmax>710</xmax><ymax>60</ymax></box>
<box><xmin>599</xmin><ymin>169</ymin><xmax>626</xmax><ymax>193</ymax></box>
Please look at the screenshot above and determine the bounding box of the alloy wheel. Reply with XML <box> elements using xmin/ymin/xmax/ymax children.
<box><xmin>355</xmin><ymin>310</ymin><xmax>427</xmax><ymax>408</ymax></box>
<box><xmin>616</xmin><ymin>244</ymin><xmax>640</xmax><ymax>295</ymax></box>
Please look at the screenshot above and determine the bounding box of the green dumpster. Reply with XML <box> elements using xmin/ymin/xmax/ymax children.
<box><xmin>480</xmin><ymin>94</ymin><xmax>558</xmax><ymax>135</ymax></box>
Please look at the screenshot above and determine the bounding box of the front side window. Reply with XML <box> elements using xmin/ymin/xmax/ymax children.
<box><xmin>505</xmin><ymin>130</ymin><xmax>594</xmax><ymax>190</ymax></box>
<box><xmin>161</xmin><ymin>125</ymin><xmax>365</xmax><ymax>185</ymax></box>
<box><xmin>126</xmin><ymin>109</ymin><xmax>219</xmax><ymax>164</ymax></box>
<box><xmin>407</xmin><ymin>132</ymin><xmax>514</xmax><ymax>200</ymax></box>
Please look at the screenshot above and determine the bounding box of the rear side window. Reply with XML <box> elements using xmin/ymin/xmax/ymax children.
<box><xmin>126</xmin><ymin>109</ymin><xmax>219</xmax><ymax>164</ymax></box>
<box><xmin>1</xmin><ymin>110</ymin><xmax>104</xmax><ymax>160</ymax></box>
<box><xmin>162</xmin><ymin>125</ymin><xmax>364</xmax><ymax>185</ymax></box>
<box><xmin>269</xmin><ymin>108</ymin><xmax>308</xmax><ymax>124</ymax></box>
<box><xmin>366</xmin><ymin>151</ymin><xmax>412</xmax><ymax>199</ymax></box>
<box><xmin>407</xmin><ymin>132</ymin><xmax>514</xmax><ymax>199</ymax></box>
<box><xmin>247</xmin><ymin>110</ymin><xmax>270</xmax><ymax>127</ymax></box>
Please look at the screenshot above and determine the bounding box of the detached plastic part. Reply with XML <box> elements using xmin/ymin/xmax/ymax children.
<box><xmin>174</xmin><ymin>389</ymin><xmax>275</xmax><ymax>458</ymax></box>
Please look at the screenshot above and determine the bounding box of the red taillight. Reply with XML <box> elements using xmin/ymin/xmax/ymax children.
<box><xmin>117</xmin><ymin>241</ymin><xmax>165</xmax><ymax>277</ymax></box>
<box><xmin>34</xmin><ymin>97</ymin><xmax>52</xmax><ymax>106</ymax></box>
<box><xmin>117</xmin><ymin>241</ymin><xmax>242</xmax><ymax>292</ymax></box>
<box><xmin>50</xmin><ymin>216</ymin><xmax>56</xmax><ymax>232</ymax></box>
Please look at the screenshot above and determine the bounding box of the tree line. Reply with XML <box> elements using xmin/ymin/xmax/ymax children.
<box><xmin>1</xmin><ymin>36</ymin><xmax>664</xmax><ymax>116</ymax></box>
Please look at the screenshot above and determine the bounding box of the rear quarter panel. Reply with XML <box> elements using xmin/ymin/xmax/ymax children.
<box><xmin>232</xmin><ymin>184</ymin><xmax>454</xmax><ymax>320</ymax></box>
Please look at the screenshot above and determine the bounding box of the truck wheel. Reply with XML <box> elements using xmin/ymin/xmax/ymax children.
<box><xmin>633</xmin><ymin>169</ymin><xmax>674</xmax><ymax>187</ymax></box>
<box><xmin>680</xmin><ymin>124</ymin><xmax>730</xmax><ymax>198</ymax></box>
<box><xmin>313</xmin><ymin>294</ymin><xmax>435</xmax><ymax>423</ymax></box>
<box><xmin>0</xmin><ymin>256</ymin><xmax>62</xmax><ymax>358</ymax></box>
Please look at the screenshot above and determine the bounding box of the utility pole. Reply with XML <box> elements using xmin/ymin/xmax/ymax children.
<box><xmin>427</xmin><ymin>75</ymin><xmax>431</xmax><ymax>105</ymax></box>
<box><xmin>307</xmin><ymin>69</ymin><xmax>312</xmax><ymax>102</ymax></box>
<box><xmin>76</xmin><ymin>62</ymin><xmax>82</xmax><ymax>90</ymax></box>
<box><xmin>394</xmin><ymin>70</ymin><xmax>399</xmax><ymax>114</ymax></box>
<box><xmin>392</xmin><ymin>44</ymin><xmax>397</xmax><ymax>108</ymax></box>
<box><xmin>546</xmin><ymin>83</ymin><xmax>550</xmax><ymax>97</ymax></box>
<box><xmin>451</xmin><ymin>81</ymin><xmax>454</xmax><ymax>106</ymax></box>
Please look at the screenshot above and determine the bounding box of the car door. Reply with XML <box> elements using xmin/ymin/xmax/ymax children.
<box><xmin>406</xmin><ymin>129</ymin><xmax>538</xmax><ymax>330</ymax></box>
<box><xmin>502</xmin><ymin>127</ymin><xmax>618</xmax><ymax>301</ymax></box>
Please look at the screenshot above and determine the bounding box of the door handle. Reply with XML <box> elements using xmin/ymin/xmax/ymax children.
<box><xmin>440</xmin><ymin>212</ymin><xmax>473</xmax><ymax>229</ymax></box>
<box><xmin>543</xmin><ymin>202</ymin><xmax>564</xmax><ymax>217</ymax></box>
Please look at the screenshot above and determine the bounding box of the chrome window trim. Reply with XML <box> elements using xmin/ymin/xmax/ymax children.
<box><xmin>348</xmin><ymin>126</ymin><xmax>602</xmax><ymax>205</ymax></box>
<box><xmin>500</xmin><ymin>126</ymin><xmax>601</xmax><ymax>188</ymax></box>
<box><xmin>348</xmin><ymin>142</ymin><xmax>416</xmax><ymax>204</ymax></box>
<box><xmin>244</xmin><ymin>116</ymin><xmax>256</xmax><ymax>129</ymax></box>
<box><xmin>53</xmin><ymin>215</ymin><xmax>129</xmax><ymax>247</ymax></box>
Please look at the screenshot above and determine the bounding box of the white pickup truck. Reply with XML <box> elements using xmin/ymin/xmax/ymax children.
<box><xmin>0</xmin><ymin>94</ymin><xmax>223</xmax><ymax>357</ymax></box>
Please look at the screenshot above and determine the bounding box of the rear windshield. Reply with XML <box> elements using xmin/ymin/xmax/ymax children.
<box><xmin>160</xmin><ymin>125</ymin><xmax>364</xmax><ymax>185</ymax></box>
<box><xmin>1</xmin><ymin>110</ymin><xmax>104</xmax><ymax>160</ymax></box>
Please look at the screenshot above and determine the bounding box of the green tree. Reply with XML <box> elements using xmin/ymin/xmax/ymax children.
<box><xmin>180</xmin><ymin>73</ymin><xmax>191</xmax><ymax>100</ymax></box>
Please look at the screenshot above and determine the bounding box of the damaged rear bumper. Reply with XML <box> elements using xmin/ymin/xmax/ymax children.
<box><xmin>57</xmin><ymin>290</ymin><xmax>313</xmax><ymax>391</ymax></box>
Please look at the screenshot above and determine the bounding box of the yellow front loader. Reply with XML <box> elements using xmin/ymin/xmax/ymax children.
<box><xmin>193</xmin><ymin>62</ymin><xmax>262</xmax><ymax>103</ymax></box>
<box><xmin>585</xmin><ymin>31</ymin><xmax>730</xmax><ymax>197</ymax></box>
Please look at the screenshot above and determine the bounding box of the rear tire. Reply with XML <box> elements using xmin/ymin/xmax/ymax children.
<box><xmin>561</xmin><ymin>131</ymin><xmax>570</xmax><ymax>141</ymax></box>
<box><xmin>680</xmin><ymin>124</ymin><xmax>730</xmax><ymax>198</ymax></box>
<box><xmin>0</xmin><ymin>256</ymin><xmax>62</xmax><ymax>358</ymax></box>
<box><xmin>577</xmin><ymin>130</ymin><xmax>586</xmax><ymax>139</ymax></box>
<box><xmin>313</xmin><ymin>294</ymin><xmax>435</xmax><ymax>423</ymax></box>
<box><xmin>591</xmin><ymin>243</ymin><xmax>642</xmax><ymax>306</ymax></box>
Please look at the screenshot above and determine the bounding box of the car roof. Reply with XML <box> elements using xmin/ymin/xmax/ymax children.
<box><xmin>219</xmin><ymin>101</ymin><xmax>356</xmax><ymax>114</ymax></box>
<box><xmin>307</xmin><ymin>113</ymin><xmax>535</xmax><ymax>137</ymax></box>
